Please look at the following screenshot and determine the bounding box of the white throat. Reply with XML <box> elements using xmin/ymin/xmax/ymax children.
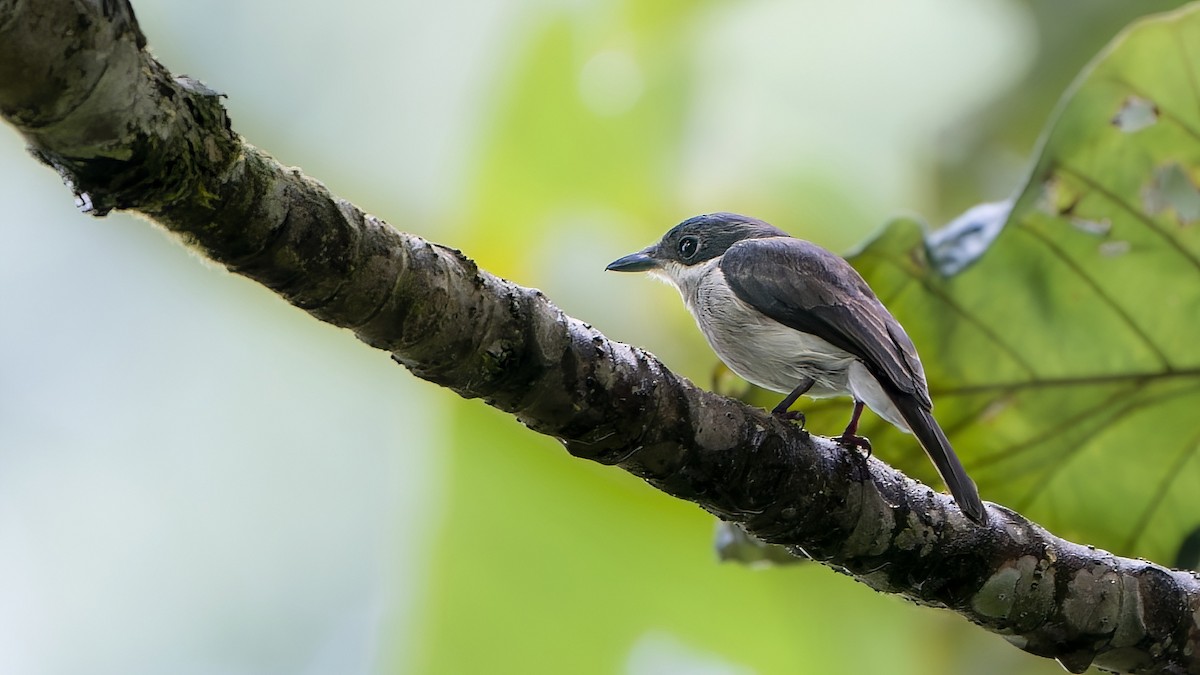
<box><xmin>647</xmin><ymin>258</ymin><xmax>721</xmax><ymax>312</ymax></box>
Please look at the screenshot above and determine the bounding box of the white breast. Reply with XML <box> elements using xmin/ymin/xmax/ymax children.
<box><xmin>653</xmin><ymin>259</ymin><xmax>856</xmax><ymax>397</ymax></box>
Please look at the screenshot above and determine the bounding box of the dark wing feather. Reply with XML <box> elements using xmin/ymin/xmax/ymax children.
<box><xmin>721</xmin><ymin>237</ymin><xmax>930</xmax><ymax>406</ymax></box>
<box><xmin>722</xmin><ymin>238</ymin><xmax>988</xmax><ymax>523</ymax></box>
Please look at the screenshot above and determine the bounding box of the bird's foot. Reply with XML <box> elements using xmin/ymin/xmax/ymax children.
<box><xmin>838</xmin><ymin>433</ymin><xmax>872</xmax><ymax>458</ymax></box>
<box><xmin>771</xmin><ymin>408</ymin><xmax>806</xmax><ymax>428</ymax></box>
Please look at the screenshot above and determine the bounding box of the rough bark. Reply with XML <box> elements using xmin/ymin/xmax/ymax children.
<box><xmin>2</xmin><ymin>2</ymin><xmax>1198</xmax><ymax>673</ymax></box>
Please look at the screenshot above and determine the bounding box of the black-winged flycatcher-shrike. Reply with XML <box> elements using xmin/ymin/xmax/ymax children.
<box><xmin>606</xmin><ymin>212</ymin><xmax>987</xmax><ymax>524</ymax></box>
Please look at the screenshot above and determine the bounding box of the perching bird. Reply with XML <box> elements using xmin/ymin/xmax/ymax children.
<box><xmin>606</xmin><ymin>212</ymin><xmax>987</xmax><ymax>524</ymax></box>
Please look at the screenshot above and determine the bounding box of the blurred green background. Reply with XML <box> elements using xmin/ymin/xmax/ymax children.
<box><xmin>0</xmin><ymin>1</ymin><xmax>1189</xmax><ymax>673</ymax></box>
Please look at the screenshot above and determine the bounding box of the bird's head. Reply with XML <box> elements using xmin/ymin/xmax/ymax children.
<box><xmin>606</xmin><ymin>213</ymin><xmax>789</xmax><ymax>285</ymax></box>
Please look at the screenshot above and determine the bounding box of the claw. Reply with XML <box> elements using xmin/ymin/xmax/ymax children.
<box><xmin>837</xmin><ymin>400</ymin><xmax>871</xmax><ymax>457</ymax></box>
<box><xmin>773</xmin><ymin>409</ymin><xmax>806</xmax><ymax>427</ymax></box>
<box><xmin>838</xmin><ymin>433</ymin><xmax>872</xmax><ymax>458</ymax></box>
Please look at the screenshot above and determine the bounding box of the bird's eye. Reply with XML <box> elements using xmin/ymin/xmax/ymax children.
<box><xmin>678</xmin><ymin>236</ymin><xmax>699</xmax><ymax>259</ymax></box>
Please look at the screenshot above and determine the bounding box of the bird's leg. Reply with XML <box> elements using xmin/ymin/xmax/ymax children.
<box><xmin>838</xmin><ymin>400</ymin><xmax>872</xmax><ymax>457</ymax></box>
<box><xmin>771</xmin><ymin>377</ymin><xmax>815</xmax><ymax>426</ymax></box>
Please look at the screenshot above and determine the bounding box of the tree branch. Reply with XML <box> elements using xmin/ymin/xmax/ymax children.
<box><xmin>2</xmin><ymin>2</ymin><xmax>1197</xmax><ymax>673</ymax></box>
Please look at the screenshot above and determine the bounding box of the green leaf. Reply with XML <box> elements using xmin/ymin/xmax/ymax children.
<box><xmin>776</xmin><ymin>4</ymin><xmax>1200</xmax><ymax>566</ymax></box>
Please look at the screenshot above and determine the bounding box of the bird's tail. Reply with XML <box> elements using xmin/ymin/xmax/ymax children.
<box><xmin>891</xmin><ymin>394</ymin><xmax>988</xmax><ymax>524</ymax></box>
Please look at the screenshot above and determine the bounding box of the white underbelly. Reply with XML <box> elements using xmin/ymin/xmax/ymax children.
<box><xmin>677</xmin><ymin>266</ymin><xmax>909</xmax><ymax>430</ymax></box>
<box><xmin>707</xmin><ymin>314</ymin><xmax>853</xmax><ymax>396</ymax></box>
<box><xmin>684</xmin><ymin>275</ymin><xmax>854</xmax><ymax>395</ymax></box>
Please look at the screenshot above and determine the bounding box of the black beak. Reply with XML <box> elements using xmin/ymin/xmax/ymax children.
<box><xmin>605</xmin><ymin>250</ymin><xmax>658</xmax><ymax>272</ymax></box>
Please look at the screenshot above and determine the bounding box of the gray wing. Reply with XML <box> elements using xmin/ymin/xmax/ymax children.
<box><xmin>721</xmin><ymin>237</ymin><xmax>931</xmax><ymax>406</ymax></box>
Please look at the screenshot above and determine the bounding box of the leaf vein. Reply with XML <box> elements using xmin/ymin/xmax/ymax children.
<box><xmin>968</xmin><ymin>381</ymin><xmax>1145</xmax><ymax>472</ymax></box>
<box><xmin>1106</xmin><ymin>75</ymin><xmax>1200</xmax><ymax>144</ymax></box>
<box><xmin>1122</xmin><ymin>424</ymin><xmax>1200</xmax><ymax>553</ymax></box>
<box><xmin>1016</xmin><ymin>224</ymin><xmax>1173</xmax><ymax>369</ymax></box>
<box><xmin>883</xmin><ymin>258</ymin><xmax>1039</xmax><ymax>378</ymax></box>
<box><xmin>1058</xmin><ymin>163</ymin><xmax>1200</xmax><ymax>275</ymax></box>
<box><xmin>1013</xmin><ymin>381</ymin><xmax>1200</xmax><ymax>512</ymax></box>
<box><xmin>932</xmin><ymin>369</ymin><xmax>1200</xmax><ymax>397</ymax></box>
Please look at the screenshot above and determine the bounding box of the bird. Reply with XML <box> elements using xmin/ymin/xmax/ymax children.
<box><xmin>606</xmin><ymin>212</ymin><xmax>987</xmax><ymax>524</ymax></box>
